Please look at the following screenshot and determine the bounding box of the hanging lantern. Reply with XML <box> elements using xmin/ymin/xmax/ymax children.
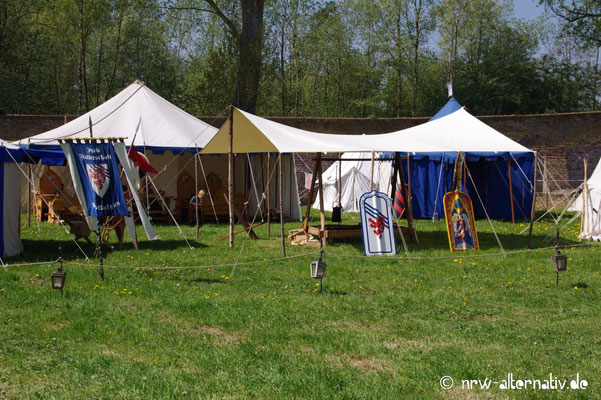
<box><xmin>51</xmin><ymin>266</ymin><xmax>66</xmax><ymax>294</ymax></box>
<box><xmin>310</xmin><ymin>257</ymin><xmax>327</xmax><ymax>279</ymax></box>
<box><xmin>551</xmin><ymin>248</ymin><xmax>567</xmax><ymax>272</ymax></box>
<box><xmin>51</xmin><ymin>247</ymin><xmax>66</xmax><ymax>294</ymax></box>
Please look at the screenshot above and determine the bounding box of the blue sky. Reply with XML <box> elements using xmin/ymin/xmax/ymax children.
<box><xmin>513</xmin><ymin>0</ymin><xmax>545</xmax><ymax>20</ymax></box>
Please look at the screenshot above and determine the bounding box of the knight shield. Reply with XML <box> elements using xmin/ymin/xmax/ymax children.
<box><xmin>359</xmin><ymin>190</ymin><xmax>396</xmax><ymax>256</ymax></box>
<box><xmin>86</xmin><ymin>163</ymin><xmax>110</xmax><ymax>198</ymax></box>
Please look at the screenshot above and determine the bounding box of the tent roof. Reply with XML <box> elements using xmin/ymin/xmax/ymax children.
<box><xmin>395</xmin><ymin>107</ymin><xmax>532</xmax><ymax>155</ymax></box>
<box><xmin>201</xmin><ymin>106</ymin><xmax>532</xmax><ymax>156</ymax></box>
<box><xmin>22</xmin><ymin>81</ymin><xmax>218</xmax><ymax>153</ymax></box>
<box><xmin>201</xmin><ymin>107</ymin><xmax>445</xmax><ymax>154</ymax></box>
<box><xmin>429</xmin><ymin>97</ymin><xmax>462</xmax><ymax>121</ymax></box>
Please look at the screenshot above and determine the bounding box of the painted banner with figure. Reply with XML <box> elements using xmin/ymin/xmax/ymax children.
<box><xmin>443</xmin><ymin>190</ymin><xmax>479</xmax><ymax>251</ymax></box>
<box><xmin>68</xmin><ymin>142</ymin><xmax>128</xmax><ymax>218</ymax></box>
<box><xmin>359</xmin><ymin>190</ymin><xmax>396</xmax><ymax>256</ymax></box>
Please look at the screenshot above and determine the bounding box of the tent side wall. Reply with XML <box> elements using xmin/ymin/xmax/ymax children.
<box><xmin>3</xmin><ymin>163</ymin><xmax>23</xmax><ymax>257</ymax></box>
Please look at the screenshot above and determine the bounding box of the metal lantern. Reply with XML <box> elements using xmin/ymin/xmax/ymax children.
<box><xmin>51</xmin><ymin>265</ymin><xmax>66</xmax><ymax>294</ymax></box>
<box><xmin>51</xmin><ymin>248</ymin><xmax>66</xmax><ymax>294</ymax></box>
<box><xmin>551</xmin><ymin>249</ymin><xmax>567</xmax><ymax>272</ymax></box>
<box><xmin>310</xmin><ymin>257</ymin><xmax>327</xmax><ymax>279</ymax></box>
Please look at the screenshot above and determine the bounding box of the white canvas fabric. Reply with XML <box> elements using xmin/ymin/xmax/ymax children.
<box><xmin>312</xmin><ymin>153</ymin><xmax>393</xmax><ymax>213</ymax></box>
<box><xmin>570</xmin><ymin>160</ymin><xmax>601</xmax><ymax>240</ymax></box>
<box><xmin>3</xmin><ymin>163</ymin><xmax>23</xmax><ymax>257</ymax></box>
<box><xmin>201</xmin><ymin>106</ymin><xmax>532</xmax><ymax>155</ymax></box>
<box><xmin>24</xmin><ymin>81</ymin><xmax>218</xmax><ymax>150</ymax></box>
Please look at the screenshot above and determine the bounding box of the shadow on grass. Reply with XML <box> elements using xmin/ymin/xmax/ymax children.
<box><xmin>328</xmin><ymin>230</ymin><xmax>578</xmax><ymax>254</ymax></box>
<box><xmin>17</xmin><ymin>237</ymin><xmax>206</xmax><ymax>263</ymax></box>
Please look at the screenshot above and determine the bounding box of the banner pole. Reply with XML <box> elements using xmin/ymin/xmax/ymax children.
<box><xmin>267</xmin><ymin>153</ymin><xmax>271</xmax><ymax>237</ymax></box>
<box><xmin>195</xmin><ymin>148</ymin><xmax>199</xmax><ymax>241</ymax></box>
<box><xmin>527</xmin><ymin>152</ymin><xmax>538</xmax><ymax>249</ymax></box>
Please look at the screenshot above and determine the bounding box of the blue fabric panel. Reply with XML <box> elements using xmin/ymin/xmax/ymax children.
<box><xmin>429</xmin><ymin>98</ymin><xmax>463</xmax><ymax>121</ymax></box>
<box><xmin>0</xmin><ymin>162</ymin><xmax>4</xmax><ymax>257</ymax></box>
<box><xmin>0</xmin><ymin>147</ymin><xmax>22</xmax><ymax>163</ymax></box>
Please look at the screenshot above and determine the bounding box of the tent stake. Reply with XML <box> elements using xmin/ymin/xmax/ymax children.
<box><xmin>228</xmin><ymin>105</ymin><xmax>234</xmax><ymax>249</ymax></box>
<box><xmin>507</xmin><ymin>160</ymin><xmax>515</xmax><ymax>223</ymax></box>
<box><xmin>279</xmin><ymin>155</ymin><xmax>286</xmax><ymax>256</ymax></box>
<box><xmin>527</xmin><ymin>152</ymin><xmax>538</xmax><ymax>249</ymax></box>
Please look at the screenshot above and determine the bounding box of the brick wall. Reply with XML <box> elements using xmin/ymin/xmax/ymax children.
<box><xmin>2</xmin><ymin>111</ymin><xmax>600</xmax><ymax>200</ymax></box>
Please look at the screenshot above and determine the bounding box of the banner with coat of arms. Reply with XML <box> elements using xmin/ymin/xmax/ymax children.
<box><xmin>359</xmin><ymin>190</ymin><xmax>397</xmax><ymax>256</ymax></box>
<box><xmin>68</xmin><ymin>142</ymin><xmax>128</xmax><ymax>218</ymax></box>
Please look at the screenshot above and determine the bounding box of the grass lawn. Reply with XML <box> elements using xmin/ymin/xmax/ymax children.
<box><xmin>1</xmin><ymin>210</ymin><xmax>600</xmax><ymax>399</ymax></box>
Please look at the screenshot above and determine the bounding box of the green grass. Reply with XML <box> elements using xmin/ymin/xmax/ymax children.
<box><xmin>1</xmin><ymin>211</ymin><xmax>600</xmax><ymax>399</ymax></box>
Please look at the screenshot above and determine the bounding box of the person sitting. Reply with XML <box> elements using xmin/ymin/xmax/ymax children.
<box><xmin>189</xmin><ymin>189</ymin><xmax>206</xmax><ymax>227</ymax></box>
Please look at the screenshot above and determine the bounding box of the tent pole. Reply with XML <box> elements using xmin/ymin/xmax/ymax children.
<box><xmin>507</xmin><ymin>160</ymin><xmax>515</xmax><ymax>223</ymax></box>
<box><xmin>581</xmin><ymin>159</ymin><xmax>588</xmax><ymax>236</ymax></box>
<box><xmin>302</xmin><ymin>153</ymin><xmax>320</xmax><ymax>231</ymax></box>
<box><xmin>396</xmin><ymin>152</ymin><xmax>415</xmax><ymax>242</ymax></box>
<box><xmin>27</xmin><ymin>164</ymin><xmax>32</xmax><ymax>227</ymax></box>
<box><xmin>543</xmin><ymin>159</ymin><xmax>549</xmax><ymax>209</ymax></box>
<box><xmin>370</xmin><ymin>150</ymin><xmax>375</xmax><ymax>191</ymax></box>
<box><xmin>289</xmin><ymin>155</ymin><xmax>293</xmax><ymax>219</ymax></box>
<box><xmin>267</xmin><ymin>153</ymin><xmax>271</xmax><ymax>237</ymax></box>
<box><xmin>406</xmin><ymin>154</ymin><xmax>414</xmax><ymax>228</ymax></box>
<box><xmin>390</xmin><ymin>153</ymin><xmax>399</xmax><ymax>201</ymax></box>
<box><xmin>317</xmin><ymin>155</ymin><xmax>326</xmax><ymax>247</ymax></box>
<box><xmin>279</xmin><ymin>154</ymin><xmax>286</xmax><ymax>256</ymax></box>
<box><xmin>228</xmin><ymin>105</ymin><xmax>234</xmax><ymax>249</ymax></box>
<box><xmin>194</xmin><ymin>149</ymin><xmax>199</xmax><ymax>241</ymax></box>
<box><xmin>337</xmin><ymin>157</ymin><xmax>342</xmax><ymax>208</ymax></box>
<box><xmin>527</xmin><ymin>152</ymin><xmax>538</xmax><ymax>249</ymax></box>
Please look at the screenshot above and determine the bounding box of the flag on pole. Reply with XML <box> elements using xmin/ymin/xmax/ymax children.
<box><xmin>393</xmin><ymin>182</ymin><xmax>406</xmax><ymax>218</ymax></box>
<box><xmin>446</xmin><ymin>82</ymin><xmax>453</xmax><ymax>98</ymax></box>
<box><xmin>127</xmin><ymin>146</ymin><xmax>158</xmax><ymax>174</ymax></box>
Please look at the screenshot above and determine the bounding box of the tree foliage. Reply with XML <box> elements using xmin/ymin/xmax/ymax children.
<box><xmin>0</xmin><ymin>0</ymin><xmax>599</xmax><ymax>117</ymax></box>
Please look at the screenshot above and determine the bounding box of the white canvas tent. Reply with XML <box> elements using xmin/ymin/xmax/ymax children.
<box><xmin>0</xmin><ymin>142</ymin><xmax>24</xmax><ymax>258</ymax></box>
<box><xmin>312</xmin><ymin>153</ymin><xmax>393</xmax><ymax>213</ymax></box>
<box><xmin>20</xmin><ymin>81</ymin><xmax>301</xmax><ymax>222</ymax></box>
<box><xmin>570</xmin><ymin>160</ymin><xmax>601</xmax><ymax>240</ymax></box>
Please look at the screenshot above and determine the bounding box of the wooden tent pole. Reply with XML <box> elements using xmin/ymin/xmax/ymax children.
<box><xmin>228</xmin><ymin>105</ymin><xmax>234</xmax><ymax>248</ymax></box>
<box><xmin>582</xmin><ymin>159</ymin><xmax>588</xmax><ymax>236</ymax></box>
<box><xmin>337</xmin><ymin>157</ymin><xmax>342</xmax><ymax>208</ymax></box>
<box><xmin>396</xmin><ymin>152</ymin><xmax>415</xmax><ymax>242</ymax></box>
<box><xmin>507</xmin><ymin>160</ymin><xmax>515</xmax><ymax>223</ymax></box>
<box><xmin>27</xmin><ymin>164</ymin><xmax>32</xmax><ymax>227</ymax></box>
<box><xmin>527</xmin><ymin>152</ymin><xmax>538</xmax><ymax>249</ymax></box>
<box><xmin>194</xmin><ymin>150</ymin><xmax>199</xmax><ymax>241</ymax></box>
<box><xmin>317</xmin><ymin>155</ymin><xmax>326</xmax><ymax>247</ymax></box>
<box><xmin>370</xmin><ymin>150</ymin><xmax>375</xmax><ymax>191</ymax></box>
<box><xmin>266</xmin><ymin>153</ymin><xmax>271</xmax><ymax>237</ymax></box>
<box><xmin>279</xmin><ymin>155</ymin><xmax>286</xmax><ymax>256</ymax></box>
<box><xmin>406</xmin><ymin>154</ymin><xmax>414</xmax><ymax>227</ymax></box>
<box><xmin>302</xmin><ymin>153</ymin><xmax>320</xmax><ymax>231</ymax></box>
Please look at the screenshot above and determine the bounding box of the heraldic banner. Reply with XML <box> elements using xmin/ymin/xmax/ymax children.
<box><xmin>68</xmin><ymin>142</ymin><xmax>128</xmax><ymax>218</ymax></box>
<box><xmin>359</xmin><ymin>190</ymin><xmax>397</xmax><ymax>256</ymax></box>
<box><xmin>443</xmin><ymin>190</ymin><xmax>479</xmax><ymax>252</ymax></box>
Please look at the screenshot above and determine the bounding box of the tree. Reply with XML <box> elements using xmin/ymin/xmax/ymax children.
<box><xmin>540</xmin><ymin>0</ymin><xmax>601</xmax><ymax>46</ymax></box>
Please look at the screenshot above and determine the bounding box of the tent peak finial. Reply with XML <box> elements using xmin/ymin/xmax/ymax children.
<box><xmin>134</xmin><ymin>79</ymin><xmax>146</xmax><ymax>86</ymax></box>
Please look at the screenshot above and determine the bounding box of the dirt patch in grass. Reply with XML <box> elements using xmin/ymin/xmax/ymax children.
<box><xmin>194</xmin><ymin>325</ymin><xmax>246</xmax><ymax>344</ymax></box>
<box><xmin>346</xmin><ymin>355</ymin><xmax>393</xmax><ymax>374</ymax></box>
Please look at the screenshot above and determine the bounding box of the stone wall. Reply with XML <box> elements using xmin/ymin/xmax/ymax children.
<box><xmin>2</xmin><ymin>110</ymin><xmax>599</xmax><ymax>196</ymax></box>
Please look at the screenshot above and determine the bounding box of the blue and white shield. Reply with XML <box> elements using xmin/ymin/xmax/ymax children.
<box><xmin>359</xmin><ymin>190</ymin><xmax>396</xmax><ymax>256</ymax></box>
